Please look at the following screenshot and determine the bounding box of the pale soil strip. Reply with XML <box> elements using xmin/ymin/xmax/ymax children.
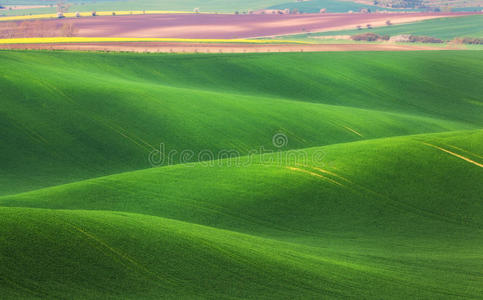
<box><xmin>286</xmin><ymin>166</ymin><xmax>344</xmax><ymax>186</ymax></box>
<box><xmin>423</xmin><ymin>142</ymin><xmax>483</xmax><ymax>168</ymax></box>
<box><xmin>0</xmin><ymin>11</ymin><xmax>207</xmax><ymax>22</ymax></box>
<box><xmin>0</xmin><ymin>37</ymin><xmax>308</xmax><ymax>45</ymax></box>
<box><xmin>2</xmin><ymin>5</ymin><xmax>49</xmax><ymax>10</ymax></box>
<box><xmin>343</xmin><ymin>126</ymin><xmax>363</xmax><ymax>137</ymax></box>
<box><xmin>260</xmin><ymin>13</ymin><xmax>475</xmax><ymax>39</ymax></box>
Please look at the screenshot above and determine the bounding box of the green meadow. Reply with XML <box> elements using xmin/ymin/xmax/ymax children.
<box><xmin>0</xmin><ymin>0</ymin><xmax>303</xmax><ymax>15</ymax></box>
<box><xmin>0</xmin><ymin>0</ymin><xmax>386</xmax><ymax>16</ymax></box>
<box><xmin>268</xmin><ymin>0</ymin><xmax>381</xmax><ymax>13</ymax></box>
<box><xmin>0</xmin><ymin>50</ymin><xmax>482</xmax><ymax>298</ymax></box>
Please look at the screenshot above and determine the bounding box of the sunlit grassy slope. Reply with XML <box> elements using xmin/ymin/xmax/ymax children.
<box><xmin>1</xmin><ymin>51</ymin><xmax>482</xmax><ymax>195</ymax></box>
<box><xmin>0</xmin><ymin>50</ymin><xmax>482</xmax><ymax>298</ymax></box>
<box><xmin>1</xmin><ymin>130</ymin><xmax>482</xmax><ymax>298</ymax></box>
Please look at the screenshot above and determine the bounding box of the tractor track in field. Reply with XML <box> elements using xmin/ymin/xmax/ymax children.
<box><xmin>423</xmin><ymin>143</ymin><xmax>483</xmax><ymax>168</ymax></box>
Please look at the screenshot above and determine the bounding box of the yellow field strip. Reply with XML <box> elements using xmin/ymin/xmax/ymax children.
<box><xmin>0</xmin><ymin>37</ymin><xmax>311</xmax><ymax>45</ymax></box>
<box><xmin>343</xmin><ymin>126</ymin><xmax>363</xmax><ymax>137</ymax></box>
<box><xmin>286</xmin><ymin>166</ymin><xmax>344</xmax><ymax>186</ymax></box>
<box><xmin>0</xmin><ymin>11</ymin><xmax>221</xmax><ymax>22</ymax></box>
<box><xmin>423</xmin><ymin>142</ymin><xmax>483</xmax><ymax>168</ymax></box>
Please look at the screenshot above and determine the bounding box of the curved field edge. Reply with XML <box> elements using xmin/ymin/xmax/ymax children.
<box><xmin>5</xmin><ymin>207</ymin><xmax>478</xmax><ymax>299</ymax></box>
<box><xmin>3</xmin><ymin>129</ymin><xmax>482</xmax><ymax>236</ymax></box>
<box><xmin>1</xmin><ymin>50</ymin><xmax>482</xmax><ymax>195</ymax></box>
<box><xmin>1</xmin><ymin>130</ymin><xmax>482</xmax><ymax>298</ymax></box>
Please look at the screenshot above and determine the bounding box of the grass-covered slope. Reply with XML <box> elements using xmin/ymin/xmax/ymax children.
<box><xmin>269</xmin><ymin>0</ymin><xmax>381</xmax><ymax>13</ymax></box>
<box><xmin>1</xmin><ymin>51</ymin><xmax>482</xmax><ymax>195</ymax></box>
<box><xmin>1</xmin><ymin>0</ymin><xmax>384</xmax><ymax>15</ymax></box>
<box><xmin>1</xmin><ymin>130</ymin><xmax>482</xmax><ymax>298</ymax></box>
<box><xmin>3</xmin><ymin>130</ymin><xmax>482</xmax><ymax>236</ymax></box>
<box><xmin>0</xmin><ymin>0</ymin><xmax>291</xmax><ymax>15</ymax></box>
<box><xmin>307</xmin><ymin>14</ymin><xmax>483</xmax><ymax>40</ymax></box>
<box><xmin>0</xmin><ymin>50</ymin><xmax>482</xmax><ymax>298</ymax></box>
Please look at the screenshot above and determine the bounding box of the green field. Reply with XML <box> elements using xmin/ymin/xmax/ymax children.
<box><xmin>0</xmin><ymin>0</ymin><xmax>400</xmax><ymax>16</ymax></box>
<box><xmin>0</xmin><ymin>50</ymin><xmax>482</xmax><ymax>298</ymax></box>
<box><xmin>1</xmin><ymin>50</ymin><xmax>482</xmax><ymax>195</ymax></box>
<box><xmin>268</xmin><ymin>0</ymin><xmax>382</xmax><ymax>13</ymax></box>
<box><xmin>0</xmin><ymin>0</ymin><xmax>299</xmax><ymax>15</ymax></box>
<box><xmin>0</xmin><ymin>0</ymin><xmax>480</xmax><ymax>16</ymax></box>
<box><xmin>297</xmin><ymin>14</ymin><xmax>483</xmax><ymax>40</ymax></box>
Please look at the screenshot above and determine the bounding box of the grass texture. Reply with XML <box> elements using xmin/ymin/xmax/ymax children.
<box><xmin>0</xmin><ymin>50</ymin><xmax>482</xmax><ymax>298</ymax></box>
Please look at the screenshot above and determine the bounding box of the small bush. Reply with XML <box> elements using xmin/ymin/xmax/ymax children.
<box><xmin>351</xmin><ymin>33</ymin><xmax>384</xmax><ymax>42</ymax></box>
<box><xmin>452</xmin><ymin>37</ymin><xmax>482</xmax><ymax>45</ymax></box>
<box><xmin>409</xmin><ymin>35</ymin><xmax>443</xmax><ymax>43</ymax></box>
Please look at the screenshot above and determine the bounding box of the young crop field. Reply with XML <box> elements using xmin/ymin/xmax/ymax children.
<box><xmin>0</xmin><ymin>0</ymin><xmax>371</xmax><ymax>16</ymax></box>
<box><xmin>269</xmin><ymin>0</ymin><xmax>382</xmax><ymax>13</ymax></box>
<box><xmin>0</xmin><ymin>49</ymin><xmax>482</xmax><ymax>298</ymax></box>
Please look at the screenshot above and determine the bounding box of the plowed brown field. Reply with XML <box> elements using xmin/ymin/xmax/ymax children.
<box><xmin>0</xmin><ymin>12</ymin><xmax>478</xmax><ymax>39</ymax></box>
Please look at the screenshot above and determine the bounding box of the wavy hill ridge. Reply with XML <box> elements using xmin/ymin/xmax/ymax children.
<box><xmin>1</xmin><ymin>50</ymin><xmax>482</xmax><ymax>298</ymax></box>
<box><xmin>1</xmin><ymin>51</ymin><xmax>482</xmax><ymax>195</ymax></box>
<box><xmin>1</xmin><ymin>130</ymin><xmax>482</xmax><ymax>298</ymax></box>
<box><xmin>3</xmin><ymin>130</ymin><xmax>482</xmax><ymax>234</ymax></box>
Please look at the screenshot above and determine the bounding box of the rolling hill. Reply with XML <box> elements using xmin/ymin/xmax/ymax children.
<box><xmin>1</xmin><ymin>51</ymin><xmax>482</xmax><ymax>195</ymax></box>
<box><xmin>0</xmin><ymin>50</ymin><xmax>482</xmax><ymax>298</ymax></box>
<box><xmin>1</xmin><ymin>130</ymin><xmax>482</xmax><ymax>298</ymax></box>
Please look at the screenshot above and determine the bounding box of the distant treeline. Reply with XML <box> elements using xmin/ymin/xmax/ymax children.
<box><xmin>351</xmin><ymin>33</ymin><xmax>443</xmax><ymax>43</ymax></box>
<box><xmin>351</xmin><ymin>32</ymin><xmax>481</xmax><ymax>44</ymax></box>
